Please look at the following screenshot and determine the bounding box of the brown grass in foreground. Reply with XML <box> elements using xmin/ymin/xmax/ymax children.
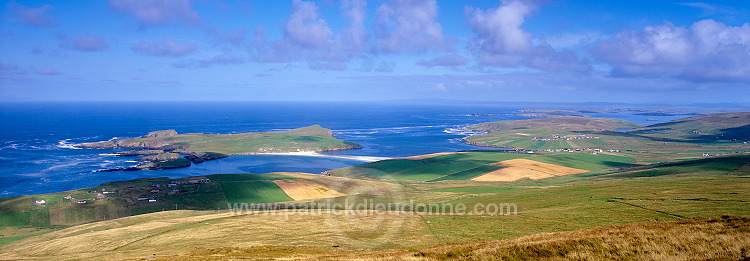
<box><xmin>153</xmin><ymin>216</ymin><xmax>750</xmax><ymax>261</ymax></box>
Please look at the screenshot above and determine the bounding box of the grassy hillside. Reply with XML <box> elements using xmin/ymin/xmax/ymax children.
<box><xmin>463</xmin><ymin>114</ymin><xmax>750</xmax><ymax>161</ymax></box>
<box><xmin>467</xmin><ymin>116</ymin><xmax>643</xmax><ymax>132</ymax></box>
<box><xmin>156</xmin><ymin>216</ymin><xmax>750</xmax><ymax>260</ymax></box>
<box><xmin>0</xmin><ymin>172</ymin><xmax>349</xmax><ymax>228</ymax></box>
<box><xmin>310</xmin><ymin>216</ymin><xmax>750</xmax><ymax>260</ymax></box>
<box><xmin>630</xmin><ymin>112</ymin><xmax>750</xmax><ymax>142</ymax></box>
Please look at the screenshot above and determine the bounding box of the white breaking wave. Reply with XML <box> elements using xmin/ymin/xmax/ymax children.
<box><xmin>57</xmin><ymin>139</ymin><xmax>82</xmax><ymax>149</ymax></box>
<box><xmin>443</xmin><ymin>127</ymin><xmax>486</xmax><ymax>136</ymax></box>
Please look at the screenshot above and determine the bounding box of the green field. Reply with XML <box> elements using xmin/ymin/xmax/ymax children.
<box><xmin>384</xmin><ymin>161</ymin><xmax>484</xmax><ymax>181</ymax></box>
<box><xmin>220</xmin><ymin>181</ymin><xmax>293</xmax><ymax>204</ymax></box>
<box><xmin>429</xmin><ymin>165</ymin><xmax>503</xmax><ymax>181</ymax></box>
<box><xmin>530</xmin><ymin>153</ymin><xmax>636</xmax><ymax>170</ymax></box>
<box><xmin>0</xmin><ymin>173</ymin><xmax>305</xmax><ymax>228</ymax></box>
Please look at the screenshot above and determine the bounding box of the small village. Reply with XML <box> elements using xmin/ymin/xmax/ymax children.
<box><xmin>531</xmin><ymin>134</ymin><xmax>601</xmax><ymax>141</ymax></box>
<box><xmin>32</xmin><ymin>178</ymin><xmax>212</xmax><ymax>207</ymax></box>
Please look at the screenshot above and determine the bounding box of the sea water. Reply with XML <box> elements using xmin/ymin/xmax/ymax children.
<box><xmin>0</xmin><ymin>101</ymin><xmax>689</xmax><ymax>197</ymax></box>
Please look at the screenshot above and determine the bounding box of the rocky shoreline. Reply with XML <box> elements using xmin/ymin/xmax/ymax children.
<box><xmin>78</xmin><ymin>130</ymin><xmax>221</xmax><ymax>171</ymax></box>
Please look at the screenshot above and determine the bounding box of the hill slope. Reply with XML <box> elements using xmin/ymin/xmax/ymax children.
<box><xmin>463</xmin><ymin>114</ymin><xmax>750</xmax><ymax>161</ymax></box>
<box><xmin>629</xmin><ymin>112</ymin><xmax>750</xmax><ymax>142</ymax></box>
<box><xmin>467</xmin><ymin>115</ymin><xmax>642</xmax><ymax>132</ymax></box>
<box><xmin>0</xmin><ymin>172</ymin><xmax>350</xmax><ymax>227</ymax></box>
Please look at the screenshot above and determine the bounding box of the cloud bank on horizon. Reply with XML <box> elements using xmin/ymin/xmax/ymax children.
<box><xmin>1</xmin><ymin>0</ymin><xmax>749</xmax><ymax>103</ymax></box>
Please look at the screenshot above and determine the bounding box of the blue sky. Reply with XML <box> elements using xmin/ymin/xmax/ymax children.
<box><xmin>1</xmin><ymin>0</ymin><xmax>749</xmax><ymax>103</ymax></box>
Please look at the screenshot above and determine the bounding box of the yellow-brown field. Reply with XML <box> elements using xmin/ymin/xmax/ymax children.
<box><xmin>272</xmin><ymin>179</ymin><xmax>345</xmax><ymax>201</ymax></box>
<box><xmin>472</xmin><ymin>158</ymin><xmax>588</xmax><ymax>181</ymax></box>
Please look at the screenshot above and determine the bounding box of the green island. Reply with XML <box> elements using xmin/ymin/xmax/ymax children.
<box><xmin>1</xmin><ymin>112</ymin><xmax>749</xmax><ymax>260</ymax></box>
<box><xmin>76</xmin><ymin>125</ymin><xmax>362</xmax><ymax>170</ymax></box>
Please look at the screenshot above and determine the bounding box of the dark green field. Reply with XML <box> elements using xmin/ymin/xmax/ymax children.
<box><xmin>530</xmin><ymin>153</ymin><xmax>636</xmax><ymax>170</ymax></box>
<box><xmin>220</xmin><ymin>181</ymin><xmax>293</xmax><ymax>204</ymax></box>
<box><xmin>0</xmin><ymin>173</ymin><xmax>301</xmax><ymax>227</ymax></box>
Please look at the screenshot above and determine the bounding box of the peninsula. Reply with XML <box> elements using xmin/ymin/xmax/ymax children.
<box><xmin>462</xmin><ymin>113</ymin><xmax>750</xmax><ymax>161</ymax></box>
<box><xmin>76</xmin><ymin>125</ymin><xmax>362</xmax><ymax>170</ymax></box>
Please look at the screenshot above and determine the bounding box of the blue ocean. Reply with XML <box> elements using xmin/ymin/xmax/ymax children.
<box><xmin>0</xmin><ymin>101</ymin><xmax>689</xmax><ymax>197</ymax></box>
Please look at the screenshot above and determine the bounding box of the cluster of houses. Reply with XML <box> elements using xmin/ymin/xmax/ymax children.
<box><xmin>34</xmin><ymin>188</ymin><xmax>118</xmax><ymax>206</ymax></box>
<box><xmin>133</xmin><ymin>196</ymin><xmax>158</xmax><ymax>203</ymax></box>
<box><xmin>130</xmin><ymin>178</ymin><xmax>212</xmax><ymax>203</ymax></box>
<box><xmin>537</xmin><ymin>148</ymin><xmax>620</xmax><ymax>153</ymax></box>
<box><xmin>703</xmin><ymin>151</ymin><xmax>747</xmax><ymax>157</ymax></box>
<box><xmin>531</xmin><ymin>134</ymin><xmax>600</xmax><ymax>141</ymax></box>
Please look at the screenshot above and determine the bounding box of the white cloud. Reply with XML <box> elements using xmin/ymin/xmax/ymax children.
<box><xmin>375</xmin><ymin>0</ymin><xmax>445</xmax><ymax>53</ymax></box>
<box><xmin>592</xmin><ymin>19</ymin><xmax>750</xmax><ymax>82</ymax></box>
<box><xmin>340</xmin><ymin>0</ymin><xmax>370</xmax><ymax>54</ymax></box>
<box><xmin>467</xmin><ymin>0</ymin><xmax>533</xmax><ymax>66</ymax></box>
<box><xmin>466</xmin><ymin>0</ymin><xmax>590</xmax><ymax>72</ymax></box>
<box><xmin>284</xmin><ymin>0</ymin><xmax>333</xmax><ymax>49</ymax></box>
<box><xmin>250</xmin><ymin>0</ymin><xmax>374</xmax><ymax>71</ymax></box>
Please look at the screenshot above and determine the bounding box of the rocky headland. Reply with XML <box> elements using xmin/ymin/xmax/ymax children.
<box><xmin>77</xmin><ymin>125</ymin><xmax>361</xmax><ymax>171</ymax></box>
